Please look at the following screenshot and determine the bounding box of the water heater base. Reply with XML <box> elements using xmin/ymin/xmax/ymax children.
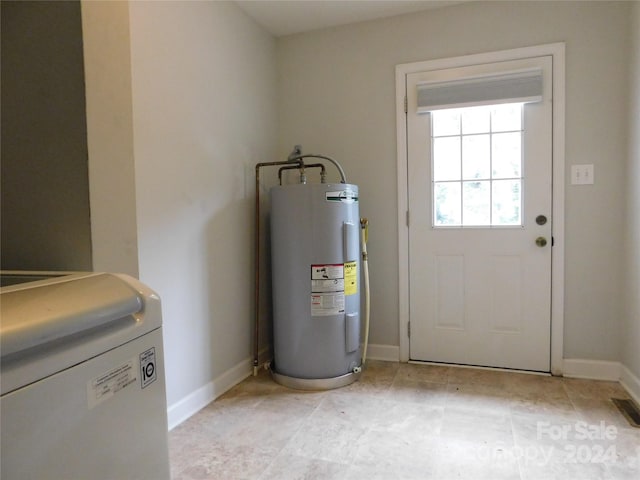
<box><xmin>270</xmin><ymin>365</ymin><xmax>361</xmax><ymax>391</ymax></box>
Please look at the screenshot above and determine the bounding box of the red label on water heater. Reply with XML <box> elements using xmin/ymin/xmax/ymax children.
<box><xmin>311</xmin><ymin>264</ymin><xmax>343</xmax><ymax>280</ymax></box>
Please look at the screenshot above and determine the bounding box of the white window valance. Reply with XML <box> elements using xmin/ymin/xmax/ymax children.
<box><xmin>416</xmin><ymin>69</ymin><xmax>543</xmax><ymax>112</ymax></box>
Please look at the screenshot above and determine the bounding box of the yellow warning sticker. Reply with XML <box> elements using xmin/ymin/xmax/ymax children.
<box><xmin>344</xmin><ymin>261</ymin><xmax>357</xmax><ymax>295</ymax></box>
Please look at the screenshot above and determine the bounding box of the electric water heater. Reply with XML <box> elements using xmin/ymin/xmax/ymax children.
<box><xmin>270</xmin><ymin>182</ymin><xmax>361</xmax><ymax>389</ymax></box>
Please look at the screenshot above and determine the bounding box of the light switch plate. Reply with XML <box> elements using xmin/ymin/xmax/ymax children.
<box><xmin>571</xmin><ymin>164</ymin><xmax>594</xmax><ymax>185</ymax></box>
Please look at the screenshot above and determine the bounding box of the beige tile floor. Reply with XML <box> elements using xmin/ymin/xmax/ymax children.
<box><xmin>169</xmin><ymin>361</ymin><xmax>640</xmax><ymax>480</ymax></box>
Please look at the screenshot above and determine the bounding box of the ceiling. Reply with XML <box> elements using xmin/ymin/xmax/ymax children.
<box><xmin>235</xmin><ymin>0</ymin><xmax>462</xmax><ymax>37</ymax></box>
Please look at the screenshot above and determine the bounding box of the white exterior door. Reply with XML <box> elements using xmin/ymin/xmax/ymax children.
<box><xmin>407</xmin><ymin>56</ymin><xmax>553</xmax><ymax>372</ymax></box>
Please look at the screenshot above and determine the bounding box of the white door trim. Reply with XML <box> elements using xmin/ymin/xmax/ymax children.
<box><xmin>396</xmin><ymin>43</ymin><xmax>565</xmax><ymax>375</ymax></box>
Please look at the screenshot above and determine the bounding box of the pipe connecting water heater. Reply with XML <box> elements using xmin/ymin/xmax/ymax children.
<box><xmin>271</xmin><ymin>183</ymin><xmax>361</xmax><ymax>389</ymax></box>
<box><xmin>254</xmin><ymin>147</ymin><xmax>368</xmax><ymax>390</ymax></box>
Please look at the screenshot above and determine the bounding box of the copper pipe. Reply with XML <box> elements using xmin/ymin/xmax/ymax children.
<box><xmin>288</xmin><ymin>154</ymin><xmax>347</xmax><ymax>183</ymax></box>
<box><xmin>254</xmin><ymin>159</ymin><xmax>303</xmax><ymax>375</ymax></box>
<box><xmin>278</xmin><ymin>163</ymin><xmax>326</xmax><ymax>185</ymax></box>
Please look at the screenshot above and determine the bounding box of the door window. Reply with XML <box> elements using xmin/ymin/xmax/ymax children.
<box><xmin>432</xmin><ymin>103</ymin><xmax>523</xmax><ymax>227</ymax></box>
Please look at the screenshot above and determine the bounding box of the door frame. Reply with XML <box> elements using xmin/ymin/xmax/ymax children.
<box><xmin>396</xmin><ymin>43</ymin><xmax>566</xmax><ymax>375</ymax></box>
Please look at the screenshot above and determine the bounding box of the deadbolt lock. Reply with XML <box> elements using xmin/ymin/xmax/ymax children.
<box><xmin>536</xmin><ymin>215</ymin><xmax>548</xmax><ymax>225</ymax></box>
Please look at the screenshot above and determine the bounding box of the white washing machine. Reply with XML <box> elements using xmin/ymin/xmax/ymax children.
<box><xmin>1</xmin><ymin>272</ymin><xmax>170</xmax><ymax>480</ymax></box>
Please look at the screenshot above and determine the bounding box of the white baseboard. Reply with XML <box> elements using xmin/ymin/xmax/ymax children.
<box><xmin>166</xmin><ymin>353</ymin><xmax>640</xmax><ymax>429</ymax></box>
<box><xmin>562</xmin><ymin>358</ymin><xmax>621</xmax><ymax>381</ymax></box>
<box><xmin>365</xmin><ymin>344</ymin><xmax>400</xmax><ymax>362</ymax></box>
<box><xmin>620</xmin><ymin>364</ymin><xmax>640</xmax><ymax>405</ymax></box>
<box><xmin>561</xmin><ymin>358</ymin><xmax>640</xmax><ymax>404</ymax></box>
<box><xmin>167</xmin><ymin>356</ymin><xmax>252</xmax><ymax>430</ymax></box>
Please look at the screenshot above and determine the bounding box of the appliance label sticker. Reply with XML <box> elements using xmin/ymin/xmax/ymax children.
<box><xmin>311</xmin><ymin>264</ymin><xmax>346</xmax><ymax>315</ymax></box>
<box><xmin>344</xmin><ymin>261</ymin><xmax>357</xmax><ymax>295</ymax></box>
<box><xmin>87</xmin><ymin>358</ymin><xmax>137</xmax><ymax>409</ymax></box>
<box><xmin>311</xmin><ymin>264</ymin><xmax>343</xmax><ymax>281</ymax></box>
<box><xmin>140</xmin><ymin>347</ymin><xmax>157</xmax><ymax>389</ymax></box>
<box><xmin>326</xmin><ymin>190</ymin><xmax>358</xmax><ymax>204</ymax></box>
<box><xmin>312</xmin><ymin>278</ymin><xmax>345</xmax><ymax>292</ymax></box>
<box><xmin>311</xmin><ymin>293</ymin><xmax>345</xmax><ymax>316</ymax></box>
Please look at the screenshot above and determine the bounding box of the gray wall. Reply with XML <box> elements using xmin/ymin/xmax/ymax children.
<box><xmin>277</xmin><ymin>0</ymin><xmax>631</xmax><ymax>361</ymax></box>
<box><xmin>82</xmin><ymin>0</ymin><xmax>139</xmax><ymax>278</ymax></box>
<box><xmin>82</xmin><ymin>0</ymin><xmax>277</xmax><ymax>421</ymax></box>
<box><xmin>1</xmin><ymin>0</ymin><xmax>92</xmax><ymax>271</ymax></box>
<box><xmin>623</xmin><ymin>2</ymin><xmax>640</xmax><ymax>380</ymax></box>
<box><xmin>126</xmin><ymin>1</ymin><xmax>278</xmax><ymax>410</ymax></box>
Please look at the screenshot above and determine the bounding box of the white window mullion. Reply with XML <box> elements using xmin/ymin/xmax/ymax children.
<box><xmin>458</xmin><ymin>128</ymin><xmax>463</xmax><ymax>226</ymax></box>
<box><xmin>489</xmin><ymin>109</ymin><xmax>494</xmax><ymax>226</ymax></box>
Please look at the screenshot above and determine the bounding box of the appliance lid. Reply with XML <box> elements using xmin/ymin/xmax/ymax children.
<box><xmin>1</xmin><ymin>273</ymin><xmax>143</xmax><ymax>356</ymax></box>
<box><xmin>1</xmin><ymin>273</ymin><xmax>162</xmax><ymax>395</ymax></box>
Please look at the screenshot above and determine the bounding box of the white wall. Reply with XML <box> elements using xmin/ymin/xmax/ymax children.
<box><xmin>82</xmin><ymin>1</ymin><xmax>139</xmax><ymax>278</ymax></box>
<box><xmin>277</xmin><ymin>1</ymin><xmax>631</xmax><ymax>361</ymax></box>
<box><xmin>88</xmin><ymin>1</ymin><xmax>277</xmax><ymax>412</ymax></box>
<box><xmin>126</xmin><ymin>1</ymin><xmax>277</xmax><ymax>408</ymax></box>
<box><xmin>623</xmin><ymin>2</ymin><xmax>640</xmax><ymax>380</ymax></box>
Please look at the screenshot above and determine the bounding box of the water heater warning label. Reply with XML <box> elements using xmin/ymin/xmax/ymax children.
<box><xmin>311</xmin><ymin>264</ymin><xmax>343</xmax><ymax>280</ymax></box>
<box><xmin>344</xmin><ymin>261</ymin><xmax>357</xmax><ymax>296</ymax></box>
<box><xmin>311</xmin><ymin>293</ymin><xmax>345</xmax><ymax>316</ymax></box>
<box><xmin>311</xmin><ymin>264</ymin><xmax>345</xmax><ymax>316</ymax></box>
<box><xmin>312</xmin><ymin>278</ymin><xmax>345</xmax><ymax>292</ymax></box>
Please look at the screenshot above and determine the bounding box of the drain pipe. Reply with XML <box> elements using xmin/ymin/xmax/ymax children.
<box><xmin>360</xmin><ymin>218</ymin><xmax>370</xmax><ymax>365</ymax></box>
